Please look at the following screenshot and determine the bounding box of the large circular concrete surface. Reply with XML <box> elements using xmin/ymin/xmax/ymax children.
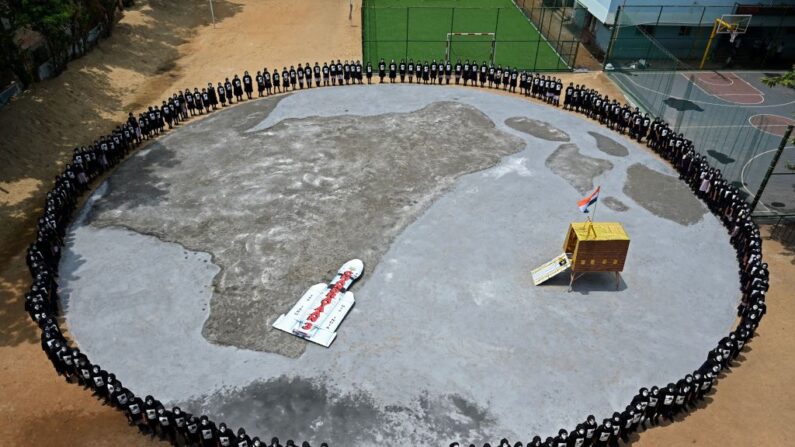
<box><xmin>61</xmin><ymin>85</ymin><xmax>739</xmax><ymax>446</ymax></box>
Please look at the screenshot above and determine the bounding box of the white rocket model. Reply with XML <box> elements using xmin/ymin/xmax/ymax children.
<box><xmin>272</xmin><ymin>259</ymin><xmax>364</xmax><ymax>347</ymax></box>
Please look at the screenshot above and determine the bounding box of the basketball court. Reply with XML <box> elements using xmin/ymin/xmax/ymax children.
<box><xmin>609</xmin><ymin>69</ymin><xmax>795</xmax><ymax>215</ymax></box>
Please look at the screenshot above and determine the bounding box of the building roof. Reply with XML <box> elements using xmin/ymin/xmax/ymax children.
<box><xmin>570</xmin><ymin>221</ymin><xmax>629</xmax><ymax>241</ymax></box>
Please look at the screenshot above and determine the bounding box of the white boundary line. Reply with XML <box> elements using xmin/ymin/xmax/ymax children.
<box><xmin>683</xmin><ymin>72</ymin><xmax>765</xmax><ymax>105</ymax></box>
<box><xmin>613</xmin><ymin>72</ymin><xmax>795</xmax><ymax>108</ymax></box>
<box><xmin>747</xmin><ymin>113</ymin><xmax>795</xmax><ymax>137</ymax></box>
<box><xmin>677</xmin><ymin>124</ymin><xmax>790</xmax><ymax>129</ymax></box>
<box><xmin>740</xmin><ymin>146</ymin><xmax>795</xmax><ymax>211</ymax></box>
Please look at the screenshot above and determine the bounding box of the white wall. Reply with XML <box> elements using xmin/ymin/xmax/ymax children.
<box><xmin>578</xmin><ymin>0</ymin><xmax>795</xmax><ymax>25</ymax></box>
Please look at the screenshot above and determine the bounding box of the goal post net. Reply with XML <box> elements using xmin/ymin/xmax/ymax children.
<box><xmin>445</xmin><ymin>32</ymin><xmax>496</xmax><ymax>65</ymax></box>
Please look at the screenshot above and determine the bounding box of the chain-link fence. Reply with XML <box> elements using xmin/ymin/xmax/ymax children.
<box><xmin>361</xmin><ymin>0</ymin><xmax>586</xmax><ymax>71</ymax></box>
<box><xmin>604</xmin><ymin>5</ymin><xmax>795</xmax><ymax>218</ymax></box>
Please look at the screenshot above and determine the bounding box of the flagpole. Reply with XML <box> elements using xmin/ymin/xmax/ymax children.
<box><xmin>587</xmin><ymin>187</ymin><xmax>600</xmax><ymax>238</ymax></box>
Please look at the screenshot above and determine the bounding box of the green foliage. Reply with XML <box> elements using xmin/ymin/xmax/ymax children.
<box><xmin>0</xmin><ymin>0</ymin><xmax>34</xmax><ymax>86</ymax></box>
<box><xmin>0</xmin><ymin>0</ymin><xmax>122</xmax><ymax>82</ymax></box>
<box><xmin>762</xmin><ymin>66</ymin><xmax>795</xmax><ymax>89</ymax></box>
<box><xmin>18</xmin><ymin>0</ymin><xmax>76</xmax><ymax>73</ymax></box>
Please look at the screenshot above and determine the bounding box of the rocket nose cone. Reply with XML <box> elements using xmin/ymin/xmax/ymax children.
<box><xmin>342</xmin><ymin>259</ymin><xmax>365</xmax><ymax>279</ymax></box>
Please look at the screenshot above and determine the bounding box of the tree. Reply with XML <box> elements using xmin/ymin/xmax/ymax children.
<box><xmin>97</xmin><ymin>0</ymin><xmax>120</xmax><ymax>37</ymax></box>
<box><xmin>19</xmin><ymin>0</ymin><xmax>76</xmax><ymax>75</ymax></box>
<box><xmin>762</xmin><ymin>65</ymin><xmax>795</xmax><ymax>89</ymax></box>
<box><xmin>0</xmin><ymin>0</ymin><xmax>34</xmax><ymax>86</ymax></box>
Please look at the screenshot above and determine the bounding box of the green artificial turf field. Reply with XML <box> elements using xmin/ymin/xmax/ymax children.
<box><xmin>362</xmin><ymin>0</ymin><xmax>568</xmax><ymax>70</ymax></box>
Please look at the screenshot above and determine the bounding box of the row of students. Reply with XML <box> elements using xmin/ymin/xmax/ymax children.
<box><xmin>24</xmin><ymin>55</ymin><xmax>768</xmax><ymax>447</ymax></box>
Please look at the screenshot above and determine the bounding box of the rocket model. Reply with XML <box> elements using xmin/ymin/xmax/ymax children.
<box><xmin>272</xmin><ymin>259</ymin><xmax>364</xmax><ymax>347</ymax></box>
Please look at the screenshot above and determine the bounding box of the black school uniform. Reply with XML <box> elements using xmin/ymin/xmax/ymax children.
<box><xmin>263</xmin><ymin>71</ymin><xmax>272</xmax><ymax>93</ymax></box>
<box><xmin>224</xmin><ymin>80</ymin><xmax>233</xmax><ymax>103</ymax></box>
<box><xmin>233</xmin><ymin>77</ymin><xmax>243</xmax><ymax>100</ymax></box>
<box><xmin>243</xmin><ymin>73</ymin><xmax>253</xmax><ymax>98</ymax></box>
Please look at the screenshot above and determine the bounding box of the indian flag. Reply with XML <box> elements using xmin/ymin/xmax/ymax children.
<box><xmin>578</xmin><ymin>186</ymin><xmax>600</xmax><ymax>213</ymax></box>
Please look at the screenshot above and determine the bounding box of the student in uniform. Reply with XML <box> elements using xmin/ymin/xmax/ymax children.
<box><xmin>399</xmin><ymin>59</ymin><xmax>406</xmax><ymax>83</ymax></box>
<box><xmin>243</xmin><ymin>71</ymin><xmax>253</xmax><ymax>99</ymax></box>
<box><xmin>564</xmin><ymin>82</ymin><xmax>574</xmax><ymax>110</ymax></box>
<box><xmin>554</xmin><ymin>78</ymin><xmax>563</xmax><ymax>106</ymax></box>
<box><xmin>263</xmin><ymin>69</ymin><xmax>272</xmax><ymax>95</ymax></box>
<box><xmin>273</xmin><ymin>68</ymin><xmax>281</xmax><ymax>93</ymax></box>
<box><xmin>203</xmin><ymin>83</ymin><xmax>215</xmax><ymax>110</ymax></box>
<box><xmin>329</xmin><ymin>61</ymin><xmax>337</xmax><ymax>85</ymax></box>
<box><xmin>323</xmin><ymin>62</ymin><xmax>330</xmax><ymax>86</ymax></box>
<box><xmin>488</xmin><ymin>63</ymin><xmax>495</xmax><ymax>88</ymax></box>
<box><xmin>509</xmin><ymin>68</ymin><xmax>518</xmax><ymax>93</ymax></box>
<box><xmin>193</xmin><ymin>88</ymin><xmax>204</xmax><ymax>115</ymax></box>
<box><xmin>289</xmin><ymin>66</ymin><xmax>298</xmax><ymax>90</ymax></box>
<box><xmin>430</xmin><ymin>60</ymin><xmax>438</xmax><ymax>84</ymax></box>
<box><xmin>454</xmin><ymin>59</ymin><xmax>463</xmax><ymax>84</ymax></box>
<box><xmin>161</xmin><ymin>101</ymin><xmax>172</xmax><ymax>129</ymax></box>
<box><xmin>232</xmin><ymin>74</ymin><xmax>244</xmax><ymax>101</ymax></box>
<box><xmin>355</xmin><ymin>60</ymin><xmax>363</xmax><ymax>84</ymax></box>
<box><xmin>304</xmin><ymin>63</ymin><xmax>313</xmax><ymax>88</ymax></box>
<box><xmin>224</xmin><ymin>78</ymin><xmax>234</xmax><ymax>104</ymax></box>
<box><xmin>462</xmin><ymin>60</ymin><xmax>470</xmax><ymax>86</ymax></box>
<box><xmin>389</xmin><ymin>59</ymin><xmax>397</xmax><ymax>83</ymax></box>
<box><xmin>314</xmin><ymin>62</ymin><xmax>322</xmax><ymax>87</ymax></box>
<box><xmin>469</xmin><ymin>61</ymin><xmax>478</xmax><ymax>86</ymax></box>
<box><xmin>185</xmin><ymin>89</ymin><xmax>196</xmax><ymax>116</ymax></box>
<box><xmin>297</xmin><ymin>63</ymin><xmax>305</xmax><ymax>89</ymax></box>
<box><xmin>445</xmin><ymin>60</ymin><xmax>452</xmax><ymax>85</ymax></box>
<box><xmin>378</xmin><ymin>58</ymin><xmax>386</xmax><ymax>83</ymax></box>
<box><xmin>282</xmin><ymin>67</ymin><xmax>291</xmax><ymax>91</ymax></box>
<box><xmin>520</xmin><ymin>71</ymin><xmax>528</xmax><ymax>95</ymax></box>
<box><xmin>336</xmin><ymin>59</ymin><xmax>344</xmax><ymax>85</ymax></box>
<box><xmin>494</xmin><ymin>65</ymin><xmax>502</xmax><ymax>89</ymax></box>
<box><xmin>422</xmin><ymin>60</ymin><xmax>430</xmax><ymax>84</ymax></box>
<box><xmin>343</xmin><ymin>60</ymin><xmax>351</xmax><ymax>85</ymax></box>
<box><xmin>201</xmin><ymin>89</ymin><xmax>210</xmax><ymax>114</ymax></box>
<box><xmin>365</xmin><ymin>62</ymin><xmax>373</xmax><ymax>84</ymax></box>
<box><xmin>407</xmin><ymin>59</ymin><xmax>415</xmax><ymax>83</ymax></box>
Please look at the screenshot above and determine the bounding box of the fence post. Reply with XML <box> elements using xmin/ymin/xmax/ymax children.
<box><xmin>406</xmin><ymin>7</ymin><xmax>410</xmax><ymax>61</ymax></box>
<box><xmin>603</xmin><ymin>6</ymin><xmax>621</xmax><ymax>69</ymax></box>
<box><xmin>750</xmin><ymin>125</ymin><xmax>794</xmax><ymax>213</ymax></box>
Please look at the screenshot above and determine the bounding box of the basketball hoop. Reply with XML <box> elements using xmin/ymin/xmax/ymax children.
<box><xmin>699</xmin><ymin>14</ymin><xmax>752</xmax><ymax>69</ymax></box>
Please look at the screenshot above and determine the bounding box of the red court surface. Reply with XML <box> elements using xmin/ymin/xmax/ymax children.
<box><xmin>686</xmin><ymin>72</ymin><xmax>765</xmax><ymax>105</ymax></box>
<box><xmin>749</xmin><ymin>114</ymin><xmax>795</xmax><ymax>137</ymax></box>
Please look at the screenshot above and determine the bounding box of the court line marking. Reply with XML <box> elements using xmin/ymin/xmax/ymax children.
<box><xmin>748</xmin><ymin>113</ymin><xmax>795</xmax><ymax>137</ymax></box>
<box><xmin>683</xmin><ymin>73</ymin><xmax>765</xmax><ymax>105</ymax></box>
<box><xmin>693</xmin><ymin>72</ymin><xmax>734</xmax><ymax>86</ymax></box>
<box><xmin>678</xmin><ymin>124</ymin><xmax>791</xmax><ymax>129</ymax></box>
<box><xmin>612</xmin><ymin>72</ymin><xmax>795</xmax><ymax>108</ymax></box>
<box><xmin>740</xmin><ymin>146</ymin><xmax>795</xmax><ymax>211</ymax></box>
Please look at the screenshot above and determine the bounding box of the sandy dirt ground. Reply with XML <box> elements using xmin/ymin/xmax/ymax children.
<box><xmin>0</xmin><ymin>0</ymin><xmax>792</xmax><ymax>445</ymax></box>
